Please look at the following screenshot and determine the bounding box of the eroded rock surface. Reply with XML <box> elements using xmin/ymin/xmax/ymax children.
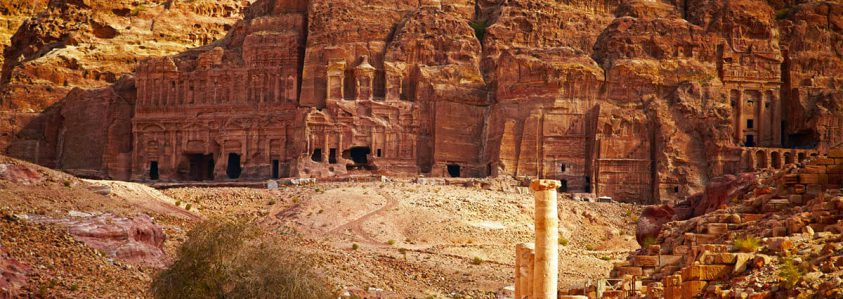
<box><xmin>1</xmin><ymin>0</ymin><xmax>842</xmax><ymax>205</ymax></box>
<box><xmin>0</xmin><ymin>0</ymin><xmax>248</xmax><ymax>112</ymax></box>
<box><xmin>30</xmin><ymin>213</ymin><xmax>167</xmax><ymax>267</ymax></box>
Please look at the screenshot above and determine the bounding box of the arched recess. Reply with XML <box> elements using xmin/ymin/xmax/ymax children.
<box><xmin>756</xmin><ymin>150</ymin><xmax>768</xmax><ymax>169</ymax></box>
<box><xmin>771</xmin><ymin>151</ymin><xmax>782</xmax><ymax>169</ymax></box>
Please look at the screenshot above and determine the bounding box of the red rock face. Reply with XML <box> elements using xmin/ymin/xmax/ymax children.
<box><xmin>636</xmin><ymin>205</ymin><xmax>675</xmax><ymax>246</ymax></box>
<box><xmin>0</xmin><ymin>162</ymin><xmax>43</xmax><ymax>185</ymax></box>
<box><xmin>675</xmin><ymin>173</ymin><xmax>757</xmax><ymax>220</ymax></box>
<box><xmin>0</xmin><ymin>0</ymin><xmax>248</xmax><ymax>112</ymax></box>
<box><xmin>0</xmin><ymin>246</ymin><xmax>31</xmax><ymax>298</ymax></box>
<box><xmin>2</xmin><ymin>0</ymin><xmax>843</xmax><ymax>203</ymax></box>
<box><xmin>30</xmin><ymin>213</ymin><xmax>167</xmax><ymax>267</ymax></box>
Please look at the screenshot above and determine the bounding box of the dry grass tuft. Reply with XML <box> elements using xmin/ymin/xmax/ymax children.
<box><xmin>152</xmin><ymin>218</ymin><xmax>333</xmax><ymax>299</ymax></box>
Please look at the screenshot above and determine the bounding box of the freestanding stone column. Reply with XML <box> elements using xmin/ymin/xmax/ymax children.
<box><xmin>530</xmin><ymin>179</ymin><xmax>561</xmax><ymax>299</ymax></box>
<box><xmin>515</xmin><ymin>243</ymin><xmax>535</xmax><ymax>299</ymax></box>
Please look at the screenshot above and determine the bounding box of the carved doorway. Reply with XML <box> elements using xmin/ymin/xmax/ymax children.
<box><xmin>558</xmin><ymin>180</ymin><xmax>568</xmax><ymax>192</ymax></box>
<box><xmin>447</xmin><ymin>164</ymin><xmax>461</xmax><ymax>178</ymax></box>
<box><xmin>344</xmin><ymin>147</ymin><xmax>372</xmax><ymax>170</ymax></box>
<box><xmin>186</xmin><ymin>154</ymin><xmax>214</xmax><ymax>181</ymax></box>
<box><xmin>272</xmin><ymin>160</ymin><xmax>280</xmax><ymax>179</ymax></box>
<box><xmin>227</xmin><ymin>153</ymin><xmax>242</xmax><ymax>179</ymax></box>
<box><xmin>149</xmin><ymin>161</ymin><xmax>159</xmax><ymax>180</ymax></box>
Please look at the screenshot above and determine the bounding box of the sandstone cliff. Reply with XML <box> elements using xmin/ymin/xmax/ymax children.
<box><xmin>2</xmin><ymin>0</ymin><xmax>842</xmax><ymax>205</ymax></box>
<box><xmin>0</xmin><ymin>0</ymin><xmax>249</xmax><ymax>112</ymax></box>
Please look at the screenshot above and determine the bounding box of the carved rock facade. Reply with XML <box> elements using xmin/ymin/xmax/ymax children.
<box><xmin>3</xmin><ymin>0</ymin><xmax>843</xmax><ymax>204</ymax></box>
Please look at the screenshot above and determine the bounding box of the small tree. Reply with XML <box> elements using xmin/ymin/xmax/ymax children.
<box><xmin>152</xmin><ymin>218</ymin><xmax>333</xmax><ymax>299</ymax></box>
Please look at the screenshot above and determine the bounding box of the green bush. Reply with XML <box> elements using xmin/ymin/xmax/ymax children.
<box><xmin>471</xmin><ymin>256</ymin><xmax>484</xmax><ymax>265</ymax></box>
<box><xmin>152</xmin><ymin>218</ymin><xmax>333</xmax><ymax>299</ymax></box>
<box><xmin>733</xmin><ymin>236</ymin><xmax>760</xmax><ymax>253</ymax></box>
<box><xmin>469</xmin><ymin>21</ymin><xmax>488</xmax><ymax>41</ymax></box>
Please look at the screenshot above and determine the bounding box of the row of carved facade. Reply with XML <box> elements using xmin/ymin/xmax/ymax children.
<box><xmin>17</xmin><ymin>0</ymin><xmax>833</xmax><ymax>206</ymax></box>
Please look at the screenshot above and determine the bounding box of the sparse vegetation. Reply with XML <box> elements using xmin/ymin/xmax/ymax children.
<box><xmin>387</xmin><ymin>239</ymin><xmax>396</xmax><ymax>246</ymax></box>
<box><xmin>641</xmin><ymin>236</ymin><xmax>658</xmax><ymax>248</ymax></box>
<box><xmin>775</xmin><ymin>8</ymin><xmax>791</xmax><ymax>20</ymax></box>
<box><xmin>352</xmin><ymin>243</ymin><xmax>360</xmax><ymax>250</ymax></box>
<box><xmin>733</xmin><ymin>236</ymin><xmax>761</xmax><ymax>253</ymax></box>
<box><xmin>778</xmin><ymin>257</ymin><xmax>802</xmax><ymax>288</ymax></box>
<box><xmin>151</xmin><ymin>218</ymin><xmax>333</xmax><ymax>299</ymax></box>
<box><xmin>559</xmin><ymin>235</ymin><xmax>569</xmax><ymax>246</ymax></box>
<box><xmin>471</xmin><ymin>256</ymin><xmax>484</xmax><ymax>265</ymax></box>
<box><xmin>184</xmin><ymin>203</ymin><xmax>192</xmax><ymax>211</ymax></box>
<box><xmin>469</xmin><ymin>20</ymin><xmax>488</xmax><ymax>41</ymax></box>
<box><xmin>585</xmin><ymin>244</ymin><xmax>595</xmax><ymax>251</ymax></box>
<box><xmin>63</xmin><ymin>180</ymin><xmax>72</xmax><ymax>188</ymax></box>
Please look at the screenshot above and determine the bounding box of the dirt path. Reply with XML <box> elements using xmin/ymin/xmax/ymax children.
<box><xmin>327</xmin><ymin>190</ymin><xmax>399</xmax><ymax>244</ymax></box>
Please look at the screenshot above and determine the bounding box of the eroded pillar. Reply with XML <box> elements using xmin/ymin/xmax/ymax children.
<box><xmin>515</xmin><ymin>243</ymin><xmax>535</xmax><ymax>299</ymax></box>
<box><xmin>531</xmin><ymin>179</ymin><xmax>560</xmax><ymax>299</ymax></box>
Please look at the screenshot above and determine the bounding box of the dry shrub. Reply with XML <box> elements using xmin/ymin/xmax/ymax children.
<box><xmin>152</xmin><ymin>218</ymin><xmax>333</xmax><ymax>299</ymax></box>
<box><xmin>733</xmin><ymin>236</ymin><xmax>760</xmax><ymax>253</ymax></box>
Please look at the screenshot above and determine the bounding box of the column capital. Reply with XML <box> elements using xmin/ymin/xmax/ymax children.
<box><xmin>530</xmin><ymin>179</ymin><xmax>561</xmax><ymax>192</ymax></box>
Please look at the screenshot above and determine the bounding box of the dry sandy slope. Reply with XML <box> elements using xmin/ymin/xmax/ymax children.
<box><xmin>0</xmin><ymin>156</ymin><xmax>195</xmax><ymax>298</ymax></box>
<box><xmin>0</xmin><ymin>153</ymin><xmax>640</xmax><ymax>298</ymax></box>
<box><xmin>167</xmin><ymin>182</ymin><xmax>642</xmax><ymax>297</ymax></box>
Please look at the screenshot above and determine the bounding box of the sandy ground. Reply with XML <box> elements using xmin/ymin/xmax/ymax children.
<box><xmin>0</xmin><ymin>155</ymin><xmax>641</xmax><ymax>298</ymax></box>
<box><xmin>166</xmin><ymin>182</ymin><xmax>642</xmax><ymax>297</ymax></box>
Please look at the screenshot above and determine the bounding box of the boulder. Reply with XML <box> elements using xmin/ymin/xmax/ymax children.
<box><xmin>676</xmin><ymin>174</ymin><xmax>757</xmax><ymax>220</ymax></box>
<box><xmin>636</xmin><ymin>205</ymin><xmax>675</xmax><ymax>246</ymax></box>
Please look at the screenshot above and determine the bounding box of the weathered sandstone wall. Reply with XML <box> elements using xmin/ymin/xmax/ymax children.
<box><xmin>2</xmin><ymin>0</ymin><xmax>842</xmax><ymax>204</ymax></box>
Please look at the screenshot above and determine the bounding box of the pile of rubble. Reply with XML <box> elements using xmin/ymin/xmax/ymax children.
<box><xmin>563</xmin><ymin>149</ymin><xmax>843</xmax><ymax>298</ymax></box>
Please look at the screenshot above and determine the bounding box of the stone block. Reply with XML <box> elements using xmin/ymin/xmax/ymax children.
<box><xmin>763</xmin><ymin>199</ymin><xmax>790</xmax><ymax>212</ymax></box>
<box><xmin>705</xmin><ymin>223</ymin><xmax>730</xmax><ymax>235</ymax></box>
<box><xmin>800</xmin><ymin>174</ymin><xmax>820</xmax><ymax>184</ymax></box>
<box><xmin>701</xmin><ymin>252</ymin><xmax>739</xmax><ymax>265</ymax></box>
<box><xmin>806</xmin><ymin>184</ymin><xmax>823</xmax><ymax>195</ymax></box>
<box><xmin>616</xmin><ymin>266</ymin><xmax>643</xmax><ymax>276</ymax></box>
<box><xmin>660</xmin><ymin>255</ymin><xmax>684</xmax><ymax>267</ymax></box>
<box><xmin>741</xmin><ymin>214</ymin><xmax>764</xmax><ymax>222</ymax></box>
<box><xmin>672</xmin><ymin>245</ymin><xmax>690</xmax><ymax>255</ymax></box>
<box><xmin>702</xmin><ymin>244</ymin><xmax>729</xmax><ymax>252</ymax></box>
<box><xmin>633</xmin><ymin>255</ymin><xmax>659</xmax><ymax>267</ymax></box>
<box><xmin>685</xmin><ymin>233</ymin><xmax>719</xmax><ymax>245</ymax></box>
<box><xmin>829</xmin><ymin>149</ymin><xmax>843</xmax><ymax>158</ymax></box>
<box><xmin>815</xmin><ymin>158</ymin><xmax>837</xmax><ymax>165</ymax></box>
<box><xmin>663</xmin><ymin>275</ymin><xmax>683</xmax><ymax>299</ymax></box>
<box><xmin>788</xmin><ymin>194</ymin><xmax>803</xmax><ymax>205</ymax></box>
<box><xmin>681</xmin><ymin>280</ymin><xmax>707</xmax><ymax>298</ymax></box>
<box><xmin>803</xmin><ymin>165</ymin><xmax>826</xmax><ymax>174</ymax></box>
<box><xmin>828</xmin><ymin>165</ymin><xmax>843</xmax><ymax>174</ymax></box>
<box><xmin>681</xmin><ymin>264</ymin><xmax>733</xmax><ymax>281</ymax></box>
<box><xmin>646</xmin><ymin>245</ymin><xmax>661</xmax><ymax>255</ymax></box>
<box><xmin>765</xmin><ymin>238</ymin><xmax>794</xmax><ymax>254</ymax></box>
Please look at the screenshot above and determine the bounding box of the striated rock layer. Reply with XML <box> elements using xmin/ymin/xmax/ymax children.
<box><xmin>0</xmin><ymin>0</ymin><xmax>249</xmax><ymax>112</ymax></box>
<box><xmin>2</xmin><ymin>0</ymin><xmax>843</xmax><ymax>204</ymax></box>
